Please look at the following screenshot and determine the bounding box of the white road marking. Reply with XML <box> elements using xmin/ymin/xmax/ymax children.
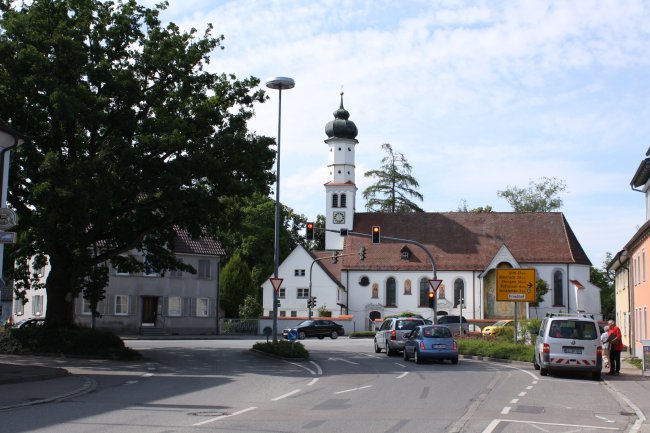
<box><xmin>529</xmin><ymin>423</ymin><xmax>550</xmax><ymax>432</ymax></box>
<box><xmin>526</xmin><ymin>385</ymin><xmax>533</xmax><ymax>390</ymax></box>
<box><xmin>287</xmin><ymin>360</ymin><xmax>322</xmax><ymax>375</ymax></box>
<box><xmin>310</xmin><ymin>360</ymin><xmax>323</xmax><ymax>375</ymax></box>
<box><xmin>518</xmin><ymin>391</ymin><xmax>527</xmax><ymax>397</ymax></box>
<box><xmin>334</xmin><ymin>385</ymin><xmax>372</xmax><ymax>395</ymax></box>
<box><xmin>481</xmin><ymin>419</ymin><xmax>620</xmax><ymax>433</ymax></box>
<box><xmin>143</xmin><ymin>373</ymin><xmax>153</xmax><ymax>378</ymax></box>
<box><xmin>192</xmin><ymin>406</ymin><xmax>257</xmax><ymax>426</ymax></box>
<box><xmin>327</xmin><ymin>357</ymin><xmax>359</xmax><ymax>365</ymax></box>
<box><xmin>307</xmin><ymin>378</ymin><xmax>318</xmax><ymax>386</ymax></box>
<box><xmin>396</xmin><ymin>372</ymin><xmax>408</xmax><ymax>379</ymax></box>
<box><xmin>501</xmin><ymin>407</ymin><xmax>511</xmax><ymax>414</ymax></box>
<box><xmin>595</xmin><ymin>415</ymin><xmax>615</xmax><ymax>423</ymax></box>
<box><xmin>272</xmin><ymin>389</ymin><xmax>301</xmax><ymax>401</ymax></box>
<box><xmin>532</xmin><ymin>380</ymin><xmax>538</xmax><ymax>384</ymax></box>
<box><xmin>395</xmin><ymin>362</ymin><xmax>406</xmax><ymax>368</ymax></box>
<box><xmin>124</xmin><ymin>380</ymin><xmax>139</xmax><ymax>385</ymax></box>
<box><xmin>510</xmin><ymin>398</ymin><xmax>519</xmax><ymax>404</ymax></box>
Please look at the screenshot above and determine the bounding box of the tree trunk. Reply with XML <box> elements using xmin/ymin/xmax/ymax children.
<box><xmin>44</xmin><ymin>252</ymin><xmax>76</xmax><ymax>327</ymax></box>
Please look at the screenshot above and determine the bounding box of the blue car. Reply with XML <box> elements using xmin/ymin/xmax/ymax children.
<box><xmin>403</xmin><ymin>325</ymin><xmax>459</xmax><ymax>364</ymax></box>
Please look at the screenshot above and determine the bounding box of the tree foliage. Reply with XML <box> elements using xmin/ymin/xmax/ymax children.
<box><xmin>497</xmin><ymin>177</ymin><xmax>567</xmax><ymax>212</ymax></box>
<box><xmin>363</xmin><ymin>143</ymin><xmax>424</xmax><ymax>213</ymax></box>
<box><xmin>238</xmin><ymin>294</ymin><xmax>263</xmax><ymax>319</ymax></box>
<box><xmin>0</xmin><ymin>0</ymin><xmax>275</xmax><ymax>326</ymax></box>
<box><xmin>456</xmin><ymin>199</ymin><xmax>493</xmax><ymax>213</ymax></box>
<box><xmin>220</xmin><ymin>253</ymin><xmax>255</xmax><ymax>318</ymax></box>
<box><xmin>591</xmin><ymin>253</ymin><xmax>614</xmax><ymax>320</ymax></box>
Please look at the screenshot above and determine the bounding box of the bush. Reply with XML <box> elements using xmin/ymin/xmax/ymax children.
<box><xmin>349</xmin><ymin>331</ymin><xmax>375</xmax><ymax>339</ymax></box>
<box><xmin>0</xmin><ymin>326</ymin><xmax>140</xmax><ymax>360</ymax></box>
<box><xmin>458</xmin><ymin>337</ymin><xmax>534</xmax><ymax>362</ymax></box>
<box><xmin>252</xmin><ymin>340</ymin><xmax>308</xmax><ymax>359</ymax></box>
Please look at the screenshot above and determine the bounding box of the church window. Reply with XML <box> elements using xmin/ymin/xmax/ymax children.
<box><xmin>359</xmin><ymin>276</ymin><xmax>370</xmax><ymax>286</ymax></box>
<box><xmin>553</xmin><ymin>270</ymin><xmax>564</xmax><ymax>306</ymax></box>
<box><xmin>454</xmin><ymin>279</ymin><xmax>464</xmax><ymax>307</ymax></box>
<box><xmin>340</xmin><ymin>194</ymin><xmax>347</xmax><ymax>208</ymax></box>
<box><xmin>386</xmin><ymin>277</ymin><xmax>397</xmax><ymax>306</ymax></box>
<box><xmin>332</xmin><ymin>194</ymin><xmax>338</xmax><ymax>208</ymax></box>
<box><xmin>419</xmin><ymin>278</ymin><xmax>429</xmax><ymax>307</ymax></box>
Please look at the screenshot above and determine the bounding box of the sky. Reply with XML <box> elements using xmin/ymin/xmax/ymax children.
<box><xmin>145</xmin><ymin>0</ymin><xmax>650</xmax><ymax>268</ymax></box>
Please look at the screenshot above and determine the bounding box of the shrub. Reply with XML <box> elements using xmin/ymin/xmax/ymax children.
<box><xmin>252</xmin><ymin>340</ymin><xmax>308</xmax><ymax>359</ymax></box>
<box><xmin>1</xmin><ymin>326</ymin><xmax>140</xmax><ymax>360</ymax></box>
<box><xmin>458</xmin><ymin>338</ymin><xmax>534</xmax><ymax>363</ymax></box>
<box><xmin>349</xmin><ymin>331</ymin><xmax>375</xmax><ymax>339</ymax></box>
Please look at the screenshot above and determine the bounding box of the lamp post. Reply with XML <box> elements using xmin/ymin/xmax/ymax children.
<box><xmin>266</xmin><ymin>76</ymin><xmax>295</xmax><ymax>343</ymax></box>
<box><xmin>0</xmin><ymin>119</ymin><xmax>24</xmax><ymax>321</ymax></box>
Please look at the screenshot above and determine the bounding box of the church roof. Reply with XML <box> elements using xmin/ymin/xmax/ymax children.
<box><xmin>339</xmin><ymin>212</ymin><xmax>591</xmax><ymax>271</ymax></box>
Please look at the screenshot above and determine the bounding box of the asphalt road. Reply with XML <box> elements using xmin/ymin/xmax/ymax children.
<box><xmin>0</xmin><ymin>338</ymin><xmax>634</xmax><ymax>433</ymax></box>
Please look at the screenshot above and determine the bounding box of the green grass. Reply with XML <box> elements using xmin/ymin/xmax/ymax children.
<box><xmin>458</xmin><ymin>336</ymin><xmax>534</xmax><ymax>362</ymax></box>
<box><xmin>625</xmin><ymin>357</ymin><xmax>643</xmax><ymax>369</ymax></box>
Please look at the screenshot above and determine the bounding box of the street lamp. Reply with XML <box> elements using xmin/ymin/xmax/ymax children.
<box><xmin>266</xmin><ymin>76</ymin><xmax>295</xmax><ymax>343</ymax></box>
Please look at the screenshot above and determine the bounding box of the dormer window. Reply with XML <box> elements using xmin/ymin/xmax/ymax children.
<box><xmin>400</xmin><ymin>246</ymin><xmax>412</xmax><ymax>260</ymax></box>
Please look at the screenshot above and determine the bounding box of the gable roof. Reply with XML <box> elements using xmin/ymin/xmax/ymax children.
<box><xmin>173</xmin><ymin>227</ymin><xmax>225</xmax><ymax>256</ymax></box>
<box><xmin>308</xmin><ymin>249</ymin><xmax>344</xmax><ymax>287</ymax></box>
<box><xmin>338</xmin><ymin>212</ymin><xmax>590</xmax><ymax>271</ymax></box>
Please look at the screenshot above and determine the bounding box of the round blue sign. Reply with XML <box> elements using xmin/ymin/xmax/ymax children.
<box><xmin>287</xmin><ymin>329</ymin><xmax>298</xmax><ymax>341</ymax></box>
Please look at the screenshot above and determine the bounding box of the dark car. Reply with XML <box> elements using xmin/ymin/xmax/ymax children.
<box><xmin>15</xmin><ymin>318</ymin><xmax>45</xmax><ymax>328</ymax></box>
<box><xmin>403</xmin><ymin>325</ymin><xmax>459</xmax><ymax>364</ymax></box>
<box><xmin>282</xmin><ymin>319</ymin><xmax>345</xmax><ymax>340</ymax></box>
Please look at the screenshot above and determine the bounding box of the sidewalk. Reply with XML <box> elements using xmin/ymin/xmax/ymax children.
<box><xmin>602</xmin><ymin>357</ymin><xmax>650</xmax><ymax>433</ymax></box>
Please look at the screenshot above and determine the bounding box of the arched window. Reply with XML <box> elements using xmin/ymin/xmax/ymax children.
<box><xmin>386</xmin><ymin>277</ymin><xmax>397</xmax><ymax>306</ymax></box>
<box><xmin>454</xmin><ymin>278</ymin><xmax>464</xmax><ymax>307</ymax></box>
<box><xmin>332</xmin><ymin>194</ymin><xmax>338</xmax><ymax>208</ymax></box>
<box><xmin>553</xmin><ymin>270</ymin><xmax>564</xmax><ymax>306</ymax></box>
<box><xmin>419</xmin><ymin>278</ymin><xmax>429</xmax><ymax>307</ymax></box>
<box><xmin>340</xmin><ymin>193</ymin><xmax>347</xmax><ymax>208</ymax></box>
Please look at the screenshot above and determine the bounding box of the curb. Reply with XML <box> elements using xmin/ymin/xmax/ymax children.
<box><xmin>0</xmin><ymin>376</ymin><xmax>96</xmax><ymax>411</ymax></box>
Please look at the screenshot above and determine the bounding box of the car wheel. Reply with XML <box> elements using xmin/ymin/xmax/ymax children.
<box><xmin>374</xmin><ymin>340</ymin><xmax>382</xmax><ymax>353</ymax></box>
<box><xmin>414</xmin><ymin>350</ymin><xmax>423</xmax><ymax>364</ymax></box>
<box><xmin>451</xmin><ymin>357</ymin><xmax>459</xmax><ymax>365</ymax></box>
<box><xmin>330</xmin><ymin>331</ymin><xmax>338</xmax><ymax>339</ymax></box>
<box><xmin>533</xmin><ymin>354</ymin><xmax>540</xmax><ymax>370</ymax></box>
<box><xmin>539</xmin><ymin>366</ymin><xmax>548</xmax><ymax>376</ymax></box>
<box><xmin>386</xmin><ymin>341</ymin><xmax>394</xmax><ymax>356</ymax></box>
<box><xmin>298</xmin><ymin>331</ymin><xmax>307</xmax><ymax>340</ymax></box>
<box><xmin>592</xmin><ymin>371</ymin><xmax>601</xmax><ymax>380</ymax></box>
<box><xmin>403</xmin><ymin>348</ymin><xmax>410</xmax><ymax>361</ymax></box>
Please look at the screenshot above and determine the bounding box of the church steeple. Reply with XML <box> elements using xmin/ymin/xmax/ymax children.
<box><xmin>324</xmin><ymin>92</ymin><xmax>358</xmax><ymax>251</ymax></box>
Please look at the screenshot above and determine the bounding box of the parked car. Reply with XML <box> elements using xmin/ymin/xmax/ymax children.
<box><xmin>282</xmin><ymin>319</ymin><xmax>344</xmax><ymax>340</ymax></box>
<box><xmin>403</xmin><ymin>325</ymin><xmax>459</xmax><ymax>364</ymax></box>
<box><xmin>532</xmin><ymin>313</ymin><xmax>602</xmax><ymax>380</ymax></box>
<box><xmin>482</xmin><ymin>320</ymin><xmax>514</xmax><ymax>336</ymax></box>
<box><xmin>15</xmin><ymin>318</ymin><xmax>45</xmax><ymax>328</ymax></box>
<box><xmin>374</xmin><ymin>316</ymin><xmax>426</xmax><ymax>355</ymax></box>
<box><xmin>436</xmin><ymin>315</ymin><xmax>469</xmax><ymax>335</ymax></box>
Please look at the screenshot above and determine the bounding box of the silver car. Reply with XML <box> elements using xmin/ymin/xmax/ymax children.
<box><xmin>374</xmin><ymin>317</ymin><xmax>426</xmax><ymax>356</ymax></box>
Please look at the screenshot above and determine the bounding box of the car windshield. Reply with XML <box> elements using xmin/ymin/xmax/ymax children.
<box><xmin>494</xmin><ymin>320</ymin><xmax>510</xmax><ymax>326</ymax></box>
<box><xmin>396</xmin><ymin>319</ymin><xmax>423</xmax><ymax>330</ymax></box>
<box><xmin>548</xmin><ymin>320</ymin><xmax>597</xmax><ymax>340</ymax></box>
<box><xmin>296</xmin><ymin>320</ymin><xmax>314</xmax><ymax>327</ymax></box>
<box><xmin>422</xmin><ymin>326</ymin><xmax>452</xmax><ymax>338</ymax></box>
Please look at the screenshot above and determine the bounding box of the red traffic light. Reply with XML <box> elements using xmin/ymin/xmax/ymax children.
<box><xmin>428</xmin><ymin>291</ymin><xmax>435</xmax><ymax>299</ymax></box>
<box><xmin>306</xmin><ymin>222</ymin><xmax>314</xmax><ymax>240</ymax></box>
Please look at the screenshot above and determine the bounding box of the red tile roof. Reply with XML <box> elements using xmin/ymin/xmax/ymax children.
<box><xmin>338</xmin><ymin>212</ymin><xmax>590</xmax><ymax>271</ymax></box>
<box><xmin>173</xmin><ymin>227</ymin><xmax>225</xmax><ymax>256</ymax></box>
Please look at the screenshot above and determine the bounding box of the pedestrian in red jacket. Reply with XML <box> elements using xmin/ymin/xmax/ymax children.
<box><xmin>607</xmin><ymin>319</ymin><xmax>623</xmax><ymax>376</ymax></box>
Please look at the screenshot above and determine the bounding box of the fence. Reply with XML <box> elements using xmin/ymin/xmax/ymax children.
<box><xmin>219</xmin><ymin>318</ymin><xmax>259</xmax><ymax>335</ymax></box>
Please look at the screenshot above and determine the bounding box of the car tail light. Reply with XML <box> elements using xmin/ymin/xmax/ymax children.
<box><xmin>543</xmin><ymin>343</ymin><xmax>550</xmax><ymax>354</ymax></box>
<box><xmin>597</xmin><ymin>346</ymin><xmax>602</xmax><ymax>357</ymax></box>
<box><xmin>390</xmin><ymin>330</ymin><xmax>396</xmax><ymax>340</ymax></box>
<box><xmin>420</xmin><ymin>342</ymin><xmax>426</xmax><ymax>350</ymax></box>
<box><xmin>452</xmin><ymin>341</ymin><xmax>458</xmax><ymax>350</ymax></box>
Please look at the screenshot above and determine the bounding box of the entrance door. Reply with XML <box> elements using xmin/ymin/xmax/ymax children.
<box><xmin>142</xmin><ymin>296</ymin><xmax>158</xmax><ymax>326</ymax></box>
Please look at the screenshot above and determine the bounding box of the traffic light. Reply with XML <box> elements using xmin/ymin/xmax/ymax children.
<box><xmin>428</xmin><ymin>291</ymin><xmax>435</xmax><ymax>309</ymax></box>
<box><xmin>306</xmin><ymin>222</ymin><xmax>314</xmax><ymax>240</ymax></box>
<box><xmin>312</xmin><ymin>296</ymin><xmax>317</xmax><ymax>307</ymax></box>
<box><xmin>275</xmin><ymin>299</ymin><xmax>281</xmax><ymax>308</ymax></box>
<box><xmin>359</xmin><ymin>246</ymin><xmax>366</xmax><ymax>261</ymax></box>
<box><xmin>307</xmin><ymin>296</ymin><xmax>314</xmax><ymax>308</ymax></box>
<box><xmin>331</xmin><ymin>253</ymin><xmax>338</xmax><ymax>264</ymax></box>
<box><xmin>372</xmin><ymin>225</ymin><xmax>381</xmax><ymax>244</ymax></box>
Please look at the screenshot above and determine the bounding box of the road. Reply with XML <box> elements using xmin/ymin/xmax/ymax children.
<box><xmin>0</xmin><ymin>337</ymin><xmax>634</xmax><ymax>433</ymax></box>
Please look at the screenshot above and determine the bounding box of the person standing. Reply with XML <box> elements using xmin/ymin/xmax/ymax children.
<box><xmin>607</xmin><ymin>319</ymin><xmax>623</xmax><ymax>376</ymax></box>
<box><xmin>600</xmin><ymin>325</ymin><xmax>610</xmax><ymax>369</ymax></box>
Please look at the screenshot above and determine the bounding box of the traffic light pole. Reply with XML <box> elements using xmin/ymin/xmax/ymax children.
<box><xmin>308</xmin><ymin>250</ymin><xmax>364</xmax><ymax>318</ymax></box>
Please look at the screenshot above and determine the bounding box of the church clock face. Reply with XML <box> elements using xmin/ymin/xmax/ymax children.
<box><xmin>333</xmin><ymin>211</ymin><xmax>345</xmax><ymax>224</ymax></box>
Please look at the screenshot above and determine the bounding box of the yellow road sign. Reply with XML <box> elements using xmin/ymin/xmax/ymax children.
<box><xmin>496</xmin><ymin>268</ymin><xmax>536</xmax><ymax>302</ymax></box>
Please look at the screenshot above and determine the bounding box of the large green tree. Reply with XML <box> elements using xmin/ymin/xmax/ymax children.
<box><xmin>497</xmin><ymin>177</ymin><xmax>567</xmax><ymax>212</ymax></box>
<box><xmin>591</xmin><ymin>253</ymin><xmax>614</xmax><ymax>320</ymax></box>
<box><xmin>363</xmin><ymin>143</ymin><xmax>424</xmax><ymax>213</ymax></box>
<box><xmin>220</xmin><ymin>253</ymin><xmax>255</xmax><ymax>318</ymax></box>
<box><xmin>0</xmin><ymin>0</ymin><xmax>275</xmax><ymax>326</ymax></box>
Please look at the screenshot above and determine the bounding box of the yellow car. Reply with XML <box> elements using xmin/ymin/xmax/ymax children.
<box><xmin>482</xmin><ymin>320</ymin><xmax>514</xmax><ymax>336</ymax></box>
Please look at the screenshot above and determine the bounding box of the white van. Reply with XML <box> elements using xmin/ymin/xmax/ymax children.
<box><xmin>533</xmin><ymin>313</ymin><xmax>602</xmax><ymax>380</ymax></box>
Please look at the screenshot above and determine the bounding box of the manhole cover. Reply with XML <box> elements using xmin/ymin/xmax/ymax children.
<box><xmin>190</xmin><ymin>411</ymin><xmax>227</xmax><ymax>417</ymax></box>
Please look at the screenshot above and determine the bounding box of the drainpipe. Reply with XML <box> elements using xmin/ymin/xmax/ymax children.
<box><xmin>566</xmin><ymin>264</ymin><xmax>570</xmax><ymax>314</ymax></box>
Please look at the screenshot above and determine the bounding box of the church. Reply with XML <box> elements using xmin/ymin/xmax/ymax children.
<box><xmin>262</xmin><ymin>95</ymin><xmax>602</xmax><ymax>333</ymax></box>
